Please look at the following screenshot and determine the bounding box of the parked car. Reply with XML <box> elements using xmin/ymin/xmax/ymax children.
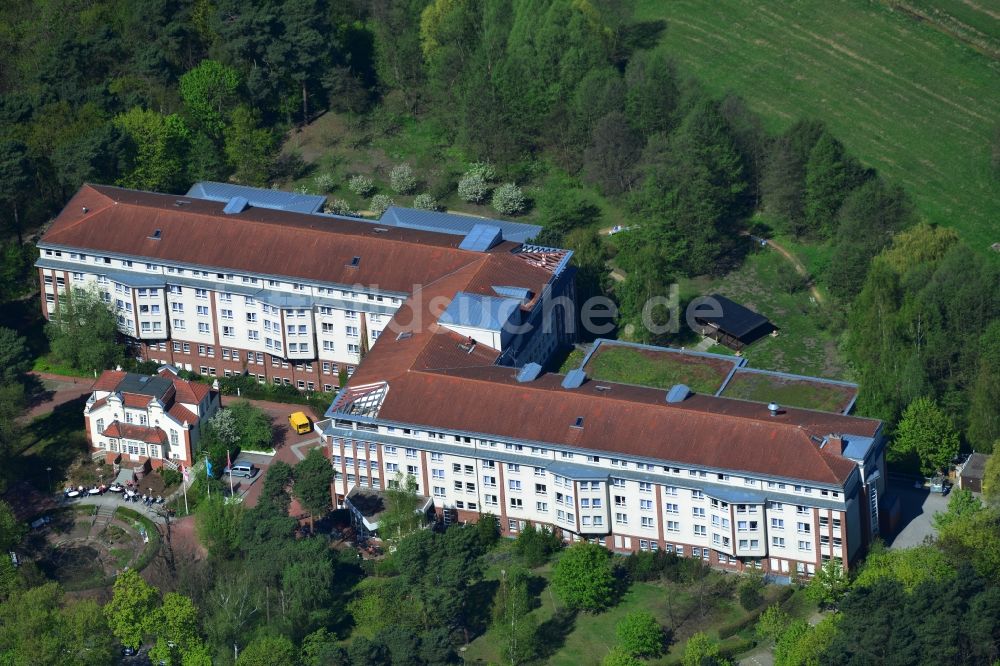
<box><xmin>223</xmin><ymin>462</ymin><xmax>257</xmax><ymax>478</ymax></box>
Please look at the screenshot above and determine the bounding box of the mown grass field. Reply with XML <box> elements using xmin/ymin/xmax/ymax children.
<box><xmin>637</xmin><ymin>0</ymin><xmax>1000</xmax><ymax>254</ymax></box>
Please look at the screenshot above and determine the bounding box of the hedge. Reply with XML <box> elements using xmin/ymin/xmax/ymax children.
<box><xmin>115</xmin><ymin>507</ymin><xmax>161</xmax><ymax>573</ymax></box>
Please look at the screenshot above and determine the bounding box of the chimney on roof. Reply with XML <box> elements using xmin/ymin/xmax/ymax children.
<box><xmin>826</xmin><ymin>434</ymin><xmax>846</xmax><ymax>455</ymax></box>
<box><xmin>767</xmin><ymin>402</ymin><xmax>780</xmax><ymax>416</ymax></box>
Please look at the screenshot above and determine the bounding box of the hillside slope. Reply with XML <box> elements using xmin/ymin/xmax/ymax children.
<box><xmin>639</xmin><ymin>0</ymin><xmax>1000</xmax><ymax>253</ymax></box>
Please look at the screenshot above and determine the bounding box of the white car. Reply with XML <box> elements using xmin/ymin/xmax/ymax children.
<box><xmin>608</xmin><ymin>225</ymin><xmax>624</xmax><ymax>235</ymax></box>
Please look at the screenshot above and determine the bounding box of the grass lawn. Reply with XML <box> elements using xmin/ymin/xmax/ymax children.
<box><xmin>684</xmin><ymin>249</ymin><xmax>847</xmax><ymax>379</ymax></box>
<box><xmin>635</xmin><ymin>0</ymin><xmax>1000</xmax><ymax>256</ymax></box>
<box><xmin>721</xmin><ymin>370</ymin><xmax>857</xmax><ymax>412</ymax></box>
<box><xmin>582</xmin><ymin>344</ymin><xmax>735</xmax><ymax>394</ymax></box>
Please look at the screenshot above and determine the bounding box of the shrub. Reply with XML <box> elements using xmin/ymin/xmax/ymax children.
<box><xmin>369</xmin><ymin>194</ymin><xmax>395</xmax><ymax>216</ymax></box>
<box><xmin>466</xmin><ymin>161</ymin><xmax>497</xmax><ymax>182</ymax></box>
<box><xmin>492</xmin><ymin>183</ymin><xmax>526</xmax><ymax>215</ymax></box>
<box><xmin>412</xmin><ymin>193</ymin><xmax>438</xmax><ymax>211</ymax></box>
<box><xmin>161</xmin><ymin>468</ymin><xmax>182</xmax><ymax>488</ymax></box>
<box><xmin>603</xmin><ymin>646</ymin><xmax>642</xmax><ymax>666</ymax></box>
<box><xmin>294</xmin><ymin>184</ymin><xmax>314</xmax><ymax>195</ymax></box>
<box><xmin>551</xmin><ymin>542</ymin><xmax>616</xmax><ymax>612</ymax></box>
<box><xmin>314</xmin><ymin>172</ymin><xmax>337</xmax><ymax>193</ymax></box>
<box><xmin>457</xmin><ymin>174</ymin><xmax>489</xmax><ymax>203</ymax></box>
<box><xmin>615</xmin><ymin>611</ymin><xmax>664</xmax><ymax>657</ymax></box>
<box><xmin>349</xmin><ymin>174</ymin><xmax>375</xmax><ymax>197</ymax></box>
<box><xmin>389</xmin><ymin>163</ymin><xmax>417</xmax><ymax>194</ymax></box>
<box><xmin>325</xmin><ymin>198</ymin><xmax>354</xmax><ymax>216</ymax></box>
<box><xmin>738</xmin><ymin>570</ymin><xmax>765</xmax><ymax>610</ymax></box>
<box><xmin>513</xmin><ymin>522</ymin><xmax>563</xmax><ymax>567</ymax></box>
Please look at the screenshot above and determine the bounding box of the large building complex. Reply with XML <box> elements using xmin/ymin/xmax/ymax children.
<box><xmin>39</xmin><ymin>182</ymin><xmax>886</xmax><ymax>577</ymax></box>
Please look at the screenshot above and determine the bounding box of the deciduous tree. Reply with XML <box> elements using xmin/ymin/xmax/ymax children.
<box><xmin>492</xmin><ymin>566</ymin><xmax>538</xmax><ymax>665</ymax></box>
<box><xmin>293</xmin><ymin>447</ymin><xmax>333</xmax><ymax>529</ymax></box>
<box><xmin>551</xmin><ymin>542</ymin><xmax>615</xmax><ymax>612</ymax></box>
<box><xmin>894</xmin><ymin>396</ymin><xmax>960</xmax><ymax>476</ymax></box>
<box><xmin>45</xmin><ymin>287</ymin><xmax>124</xmax><ymax>373</ymax></box>
<box><xmin>615</xmin><ymin>610</ymin><xmax>663</xmax><ymax>657</ymax></box>
<box><xmin>104</xmin><ymin>569</ymin><xmax>162</xmax><ymax>650</ymax></box>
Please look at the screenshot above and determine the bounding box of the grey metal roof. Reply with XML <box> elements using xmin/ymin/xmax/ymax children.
<box><xmin>666</xmin><ymin>384</ymin><xmax>691</xmax><ymax>403</ymax></box>
<box><xmin>561</xmin><ymin>369</ymin><xmax>587</xmax><ymax>389</ymax></box>
<box><xmin>380</xmin><ymin>206</ymin><xmax>541</xmax><ymax>243</ymax></box>
<box><xmin>458</xmin><ymin>224</ymin><xmax>503</xmax><ymax>252</ymax></box>
<box><xmin>516</xmin><ymin>362</ymin><xmax>543</xmax><ymax>383</ymax></box>
<box><xmin>186</xmin><ymin>182</ymin><xmax>326</xmax><ymax>214</ymax></box>
<box><xmin>840</xmin><ymin>435</ymin><xmax>877</xmax><ymax>462</ymax></box>
<box><xmin>115</xmin><ymin>373</ymin><xmax>173</xmax><ymax>399</ymax></box>
<box><xmin>439</xmin><ymin>292</ymin><xmax>520</xmax><ymax>331</ymax></box>
<box><xmin>492</xmin><ymin>285</ymin><xmax>532</xmax><ymax>300</ymax></box>
<box><xmin>546</xmin><ymin>461</ymin><xmax>611</xmax><ymax>481</ymax></box>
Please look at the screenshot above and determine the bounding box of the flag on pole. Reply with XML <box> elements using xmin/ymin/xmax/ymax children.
<box><xmin>182</xmin><ymin>465</ymin><xmax>190</xmax><ymax>483</ymax></box>
<box><xmin>205</xmin><ymin>457</ymin><xmax>213</xmax><ymax>478</ymax></box>
<box><xmin>227</xmin><ymin>450</ymin><xmax>232</xmax><ymax>469</ymax></box>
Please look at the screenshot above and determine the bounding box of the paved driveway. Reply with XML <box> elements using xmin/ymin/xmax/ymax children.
<box><xmin>884</xmin><ymin>478</ymin><xmax>950</xmax><ymax>549</ymax></box>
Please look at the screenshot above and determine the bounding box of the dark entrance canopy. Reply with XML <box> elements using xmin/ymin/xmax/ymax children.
<box><xmin>692</xmin><ymin>294</ymin><xmax>773</xmax><ymax>351</ymax></box>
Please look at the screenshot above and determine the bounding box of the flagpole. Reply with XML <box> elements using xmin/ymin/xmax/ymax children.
<box><xmin>182</xmin><ymin>465</ymin><xmax>190</xmax><ymax>516</ymax></box>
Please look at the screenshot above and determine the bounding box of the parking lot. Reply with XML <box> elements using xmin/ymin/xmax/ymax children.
<box><xmin>884</xmin><ymin>477</ymin><xmax>951</xmax><ymax>549</ymax></box>
<box><xmin>221</xmin><ymin>398</ymin><xmax>328</xmax><ymax>507</ymax></box>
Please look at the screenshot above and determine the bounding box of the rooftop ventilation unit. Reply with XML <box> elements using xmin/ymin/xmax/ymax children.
<box><xmin>561</xmin><ymin>369</ymin><xmax>586</xmax><ymax>389</ymax></box>
<box><xmin>222</xmin><ymin>196</ymin><xmax>250</xmax><ymax>214</ymax></box>
<box><xmin>768</xmin><ymin>402</ymin><xmax>780</xmax><ymax>416</ymax></box>
<box><xmin>516</xmin><ymin>362</ymin><xmax>543</xmax><ymax>383</ymax></box>
<box><xmin>173</xmin><ymin>199</ymin><xmax>191</xmax><ymax>206</ymax></box>
<box><xmin>373</xmin><ymin>227</ymin><xmax>389</xmax><ymax>233</ymax></box>
<box><xmin>666</xmin><ymin>384</ymin><xmax>691</xmax><ymax>403</ymax></box>
<box><xmin>395</xmin><ymin>331</ymin><xmax>413</xmax><ymax>341</ymax></box>
<box><xmin>595</xmin><ymin>385</ymin><xmax>612</xmax><ymax>392</ymax></box>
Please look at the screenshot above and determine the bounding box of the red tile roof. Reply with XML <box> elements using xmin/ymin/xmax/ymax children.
<box><xmin>92</xmin><ymin>370</ymin><xmax>127</xmax><ymax>392</ymax></box>
<box><xmin>372</xmin><ymin>368</ymin><xmax>866</xmax><ymax>485</ymax></box>
<box><xmin>42</xmin><ymin>185</ymin><xmax>497</xmax><ymax>293</ymax></box>
<box><xmin>122</xmin><ymin>393</ymin><xmax>152</xmax><ymax>408</ymax></box>
<box><xmin>168</xmin><ymin>404</ymin><xmax>198</xmax><ymax>424</ymax></box>
<box><xmin>102</xmin><ymin>422</ymin><xmax>169</xmax><ymax>445</ymax></box>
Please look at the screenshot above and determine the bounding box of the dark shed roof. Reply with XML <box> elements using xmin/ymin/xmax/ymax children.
<box><xmin>694</xmin><ymin>294</ymin><xmax>771</xmax><ymax>340</ymax></box>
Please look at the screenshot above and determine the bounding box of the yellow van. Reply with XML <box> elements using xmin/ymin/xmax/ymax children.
<box><xmin>288</xmin><ymin>411</ymin><xmax>312</xmax><ymax>434</ymax></box>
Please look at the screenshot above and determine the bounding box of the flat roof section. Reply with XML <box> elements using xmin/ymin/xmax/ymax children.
<box><xmin>579</xmin><ymin>339</ymin><xmax>741</xmax><ymax>395</ymax></box>
<box><xmin>186</xmin><ymin>181</ymin><xmax>327</xmax><ymax>214</ymax></box>
<box><xmin>720</xmin><ymin>369</ymin><xmax>859</xmax><ymax>414</ymax></box>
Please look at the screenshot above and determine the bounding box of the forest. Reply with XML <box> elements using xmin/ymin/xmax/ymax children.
<box><xmin>0</xmin><ymin>0</ymin><xmax>999</xmax><ymax>664</ymax></box>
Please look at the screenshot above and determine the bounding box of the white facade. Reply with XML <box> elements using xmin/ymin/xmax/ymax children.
<box><xmin>324</xmin><ymin>420</ymin><xmax>866</xmax><ymax>574</ymax></box>
<box><xmin>37</xmin><ymin>248</ymin><xmax>402</xmax><ymax>387</ymax></box>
